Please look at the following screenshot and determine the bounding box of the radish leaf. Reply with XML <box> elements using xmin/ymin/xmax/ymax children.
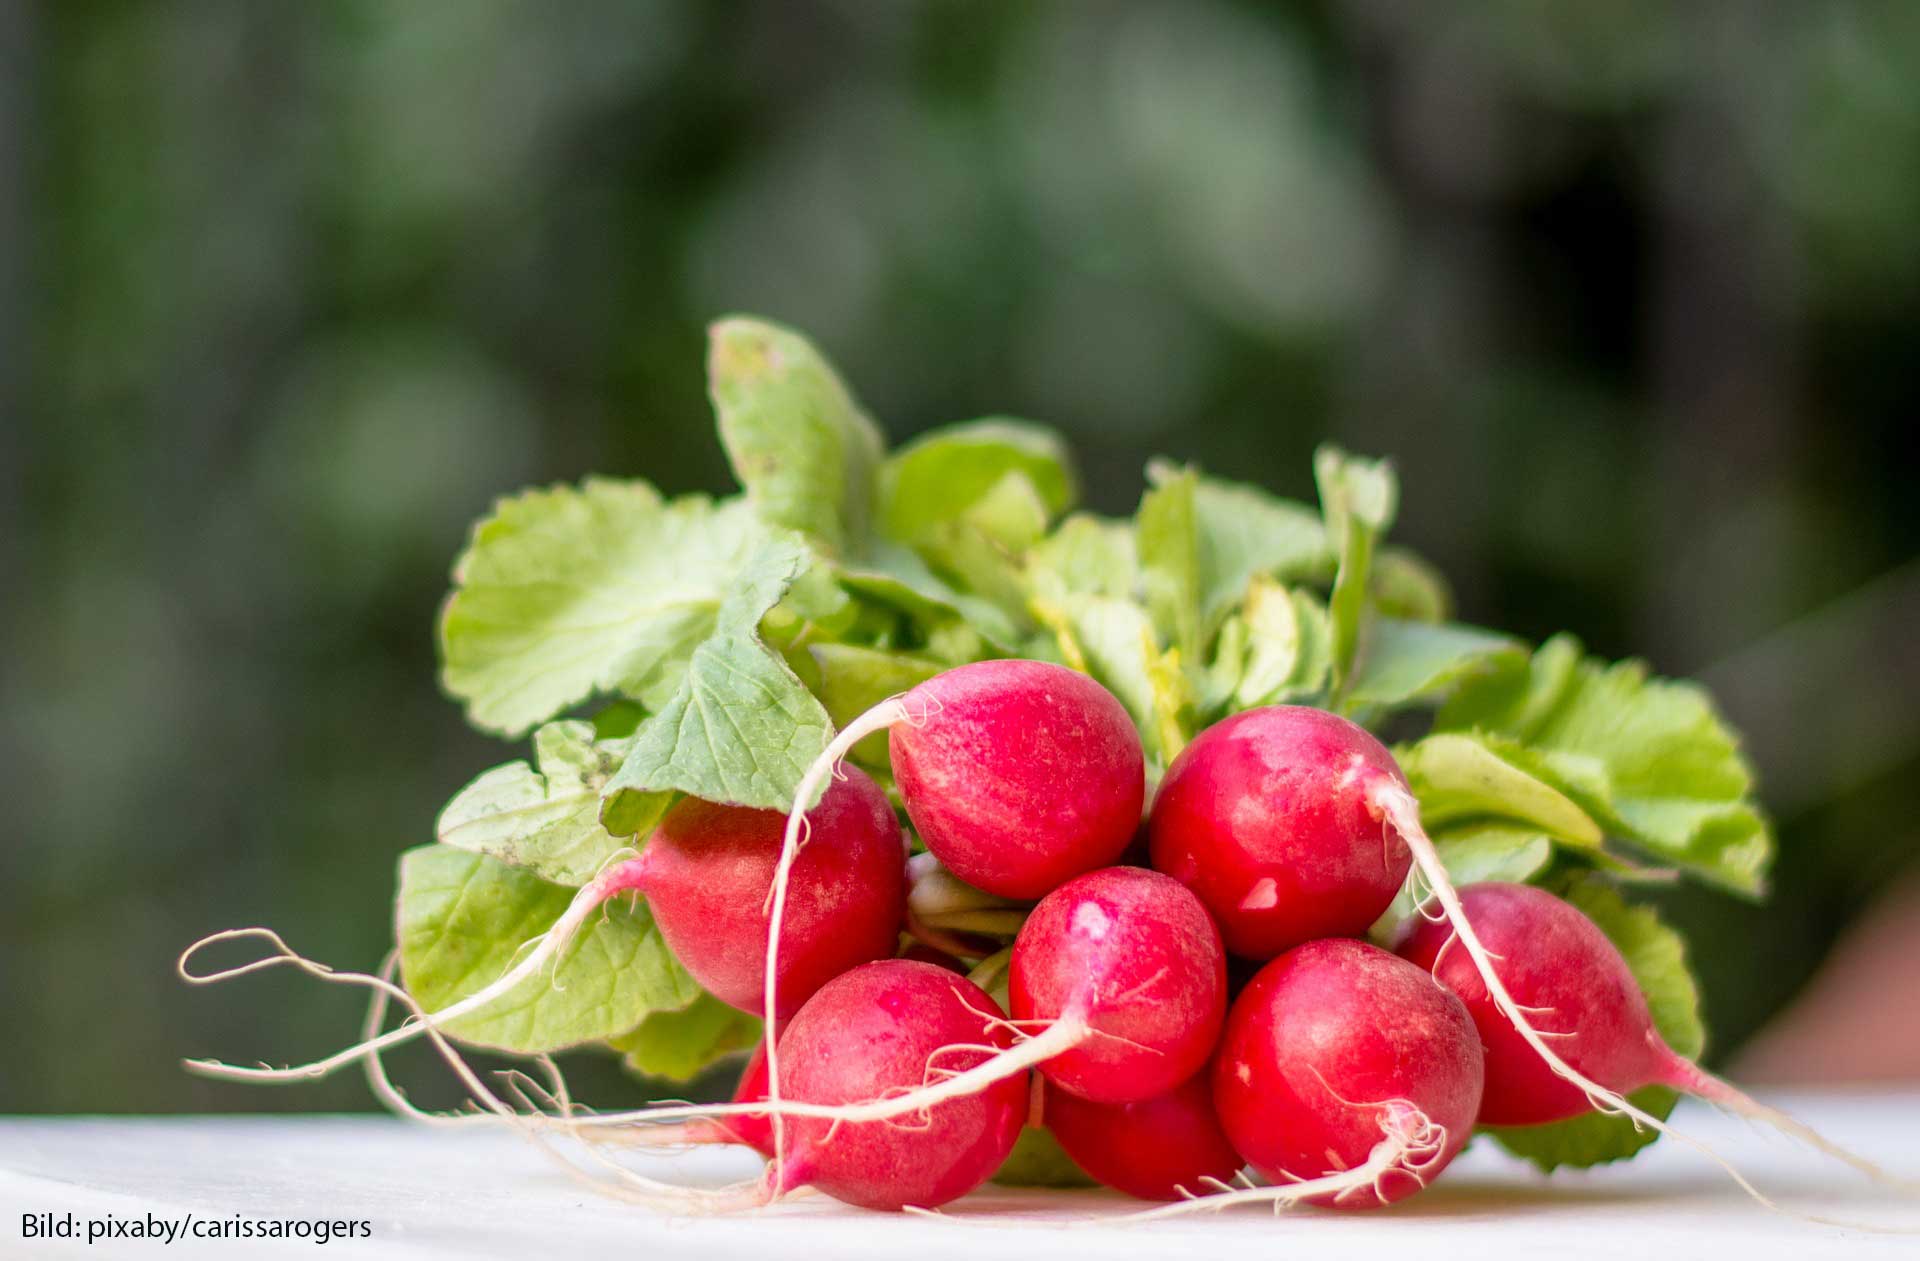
<box><xmin>1342</xmin><ymin>618</ymin><xmax>1523</xmax><ymax>712</ymax></box>
<box><xmin>612</xmin><ymin>991</ymin><xmax>762</xmax><ymax>1083</ymax></box>
<box><xmin>397</xmin><ymin>844</ymin><xmax>698</xmax><ymax>1054</ymax></box>
<box><xmin>878</xmin><ymin>418</ymin><xmax>1076</xmax><ymax>546</ymax></box>
<box><xmin>602</xmin><ymin>535</ymin><xmax>832</xmax><ymax>812</ymax></box>
<box><xmin>1437</xmin><ymin>635</ymin><xmax>1773</xmax><ymax>895</ymax></box>
<box><xmin>1315</xmin><ymin>445</ymin><xmax>1398</xmax><ymax>694</ymax></box>
<box><xmin>710</xmin><ymin>316</ymin><xmax>884</xmax><ymax>558</ymax></box>
<box><xmin>1230</xmin><ymin>580</ymin><xmax>1332</xmax><ymax>709</ymax></box>
<box><xmin>438</xmin><ymin>480</ymin><xmax>767</xmax><ymax>737</ymax></box>
<box><xmin>437</xmin><ymin>720</ymin><xmax>635</xmax><ymax>886</ymax></box>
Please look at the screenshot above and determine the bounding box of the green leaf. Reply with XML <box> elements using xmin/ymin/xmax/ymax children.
<box><xmin>437</xmin><ymin>721</ymin><xmax>637</xmax><ymax>886</ymax></box>
<box><xmin>1025</xmin><ymin>513</ymin><xmax>1139</xmax><ymax>600</ymax></box>
<box><xmin>397</xmin><ymin>844</ymin><xmax>698</xmax><ymax>1054</ymax></box>
<box><xmin>1372</xmin><ymin>547</ymin><xmax>1452</xmax><ymax>622</ymax></box>
<box><xmin>1137</xmin><ymin>466</ymin><xmax>1202</xmax><ymax>659</ymax></box>
<box><xmin>1342</xmin><ymin>618</ymin><xmax>1524</xmax><ymax>713</ymax></box>
<box><xmin>1488</xmin><ymin>876</ymin><xmax>1705</xmax><ymax>1171</ymax></box>
<box><xmin>438</xmin><ymin>480</ymin><xmax>767</xmax><ymax>737</ymax></box>
<box><xmin>808</xmin><ymin>643</ymin><xmax>944</xmax><ymax>767</ymax></box>
<box><xmin>1436</xmin><ymin>635</ymin><xmax>1773</xmax><ymax>895</ymax></box>
<box><xmin>1198</xmin><ymin>614</ymin><xmax>1248</xmax><ymax>718</ymax></box>
<box><xmin>597</xmin><ymin>787</ymin><xmax>677</xmax><ymax>846</ymax></box>
<box><xmin>911</xmin><ymin>472</ymin><xmax>1050</xmax><ymax>628</ymax></box>
<box><xmin>710</xmin><ymin>316</ymin><xmax>885</xmax><ymax>557</ymax></box>
<box><xmin>1377</xmin><ymin>824</ymin><xmax>1554</xmax><ymax>935</ymax></box>
<box><xmin>1152</xmin><ymin>462</ymin><xmax>1333</xmax><ymax>643</ymax></box>
<box><xmin>949</xmin><ymin>471</ymin><xmax>1054</xmax><ymax>553</ymax></box>
<box><xmin>839</xmin><ymin>543</ymin><xmax>970</xmax><ymax>623</ymax></box>
<box><xmin>1398</xmin><ymin>731</ymin><xmax>1606</xmax><ymax>848</ymax></box>
<box><xmin>602</xmin><ymin>537</ymin><xmax>834</xmax><ymax>814</ymax></box>
<box><xmin>590</xmin><ymin>701</ymin><xmax>647</xmax><ymax>740</ymax></box>
<box><xmin>1231</xmin><ymin>580</ymin><xmax>1332</xmax><ymax>709</ymax></box>
<box><xmin>1026</xmin><ymin>510</ymin><xmax>1190</xmax><ymax>756</ymax></box>
<box><xmin>610</xmin><ymin>992</ymin><xmax>761</xmax><ymax>1083</ymax></box>
<box><xmin>769</xmin><ymin>555</ymin><xmax>858</xmax><ymax>636</ymax></box>
<box><xmin>840</xmin><ymin>541</ymin><xmax>1021</xmax><ymax>651</ymax></box>
<box><xmin>1314</xmin><ymin>446</ymin><xmax>1398</xmax><ymax>694</ymax></box>
<box><xmin>878</xmin><ymin>418</ymin><xmax>1076</xmax><ymax>545</ymax></box>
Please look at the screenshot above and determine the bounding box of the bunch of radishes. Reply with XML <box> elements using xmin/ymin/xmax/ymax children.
<box><xmin>365</xmin><ymin>657</ymin><xmax>1872</xmax><ymax>1216</ymax></box>
<box><xmin>178</xmin><ymin>317</ymin><xmax>1906</xmax><ymax>1221</ymax></box>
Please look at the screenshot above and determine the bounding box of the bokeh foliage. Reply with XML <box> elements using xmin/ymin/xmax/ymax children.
<box><xmin>5</xmin><ymin>0</ymin><xmax>1917</xmax><ymax>1112</ymax></box>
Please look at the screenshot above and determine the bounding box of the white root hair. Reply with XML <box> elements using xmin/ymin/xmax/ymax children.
<box><xmin>1372</xmin><ymin>775</ymin><xmax>1920</xmax><ymax>1228</ymax></box>
<box><xmin>903</xmin><ymin>1106</ymin><xmax>1448</xmax><ymax>1229</ymax></box>
<box><xmin>760</xmin><ymin>693</ymin><xmax>929</xmax><ymax>1192</ymax></box>
<box><xmin>1672</xmin><ymin>1064</ymin><xmax>1920</xmax><ymax>1194</ymax></box>
<box><xmin>178</xmin><ymin>850</ymin><xmax>645</xmax><ymax>1084</ymax></box>
<box><xmin>262</xmin><ymin>939</ymin><xmax>769</xmax><ymax>1214</ymax></box>
<box><xmin>507</xmin><ymin>1017</ymin><xmax>1090</xmax><ymax>1138</ymax></box>
<box><xmin>1372</xmin><ymin>781</ymin><xmax>1780</xmax><ymax>1195</ymax></box>
<box><xmin>1117</xmin><ymin>1103</ymin><xmax>1447</xmax><ymax>1221</ymax></box>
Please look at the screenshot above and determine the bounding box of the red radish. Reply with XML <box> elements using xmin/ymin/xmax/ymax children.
<box><xmin>891</xmin><ymin>660</ymin><xmax>1145</xmax><ymax>898</ymax></box>
<box><xmin>1148</xmin><ymin>706</ymin><xmax>1411</xmax><ymax>957</ymax></box>
<box><xmin>765</xmin><ymin>959</ymin><xmax>1026</xmax><ymax>1210</ymax></box>
<box><xmin>1396</xmin><ymin>882</ymin><xmax>1912</xmax><ymax>1187</ymax></box>
<box><xmin>635</xmin><ymin>770</ymin><xmax>904</xmax><ymax>1016</ymax></box>
<box><xmin>1395</xmin><ymin>882</ymin><xmax>1665</xmax><ymax>1126</ymax></box>
<box><xmin>1044</xmin><ymin>1074</ymin><xmax>1243</xmax><ymax>1201</ymax></box>
<box><xmin>1212</xmin><ymin>938</ymin><xmax>1483</xmax><ymax>1209</ymax></box>
<box><xmin>1009</xmin><ymin>866</ymin><xmax>1227</xmax><ymax>1103</ymax></box>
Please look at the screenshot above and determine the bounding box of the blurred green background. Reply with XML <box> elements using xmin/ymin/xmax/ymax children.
<box><xmin>6</xmin><ymin>0</ymin><xmax>1918</xmax><ymax>1114</ymax></box>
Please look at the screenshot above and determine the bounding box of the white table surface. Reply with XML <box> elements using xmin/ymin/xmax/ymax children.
<box><xmin>2</xmin><ymin>1096</ymin><xmax>1915</xmax><ymax>1259</ymax></box>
